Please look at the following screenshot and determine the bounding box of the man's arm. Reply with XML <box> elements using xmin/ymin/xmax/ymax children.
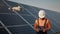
<box><xmin>34</xmin><ymin>20</ymin><xmax>39</xmax><ymax>32</ymax></box>
<box><xmin>46</xmin><ymin>19</ymin><xmax>51</xmax><ymax>31</ymax></box>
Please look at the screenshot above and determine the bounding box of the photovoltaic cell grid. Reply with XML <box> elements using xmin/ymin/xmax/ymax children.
<box><xmin>0</xmin><ymin>0</ymin><xmax>60</xmax><ymax>34</ymax></box>
<box><xmin>0</xmin><ymin>0</ymin><xmax>36</xmax><ymax>34</ymax></box>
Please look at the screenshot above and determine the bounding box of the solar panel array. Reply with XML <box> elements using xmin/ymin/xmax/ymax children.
<box><xmin>0</xmin><ymin>0</ymin><xmax>60</xmax><ymax>34</ymax></box>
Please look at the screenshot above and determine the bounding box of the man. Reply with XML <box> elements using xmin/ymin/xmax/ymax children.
<box><xmin>34</xmin><ymin>10</ymin><xmax>51</xmax><ymax>34</ymax></box>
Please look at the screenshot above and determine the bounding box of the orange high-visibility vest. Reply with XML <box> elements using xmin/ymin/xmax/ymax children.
<box><xmin>34</xmin><ymin>18</ymin><xmax>51</xmax><ymax>32</ymax></box>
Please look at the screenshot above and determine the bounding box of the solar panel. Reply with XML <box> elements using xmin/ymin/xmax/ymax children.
<box><xmin>0</xmin><ymin>0</ymin><xmax>60</xmax><ymax>34</ymax></box>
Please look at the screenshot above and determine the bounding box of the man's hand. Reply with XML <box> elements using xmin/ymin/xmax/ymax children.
<box><xmin>36</xmin><ymin>29</ymin><xmax>40</xmax><ymax>32</ymax></box>
<box><xmin>34</xmin><ymin>28</ymin><xmax>40</xmax><ymax>32</ymax></box>
<box><xmin>43</xmin><ymin>29</ymin><xmax>47</xmax><ymax>32</ymax></box>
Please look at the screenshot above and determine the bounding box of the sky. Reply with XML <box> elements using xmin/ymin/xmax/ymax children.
<box><xmin>8</xmin><ymin>0</ymin><xmax>60</xmax><ymax>12</ymax></box>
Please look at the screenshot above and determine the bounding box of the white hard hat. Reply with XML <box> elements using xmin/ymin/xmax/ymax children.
<box><xmin>38</xmin><ymin>10</ymin><xmax>45</xmax><ymax>18</ymax></box>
